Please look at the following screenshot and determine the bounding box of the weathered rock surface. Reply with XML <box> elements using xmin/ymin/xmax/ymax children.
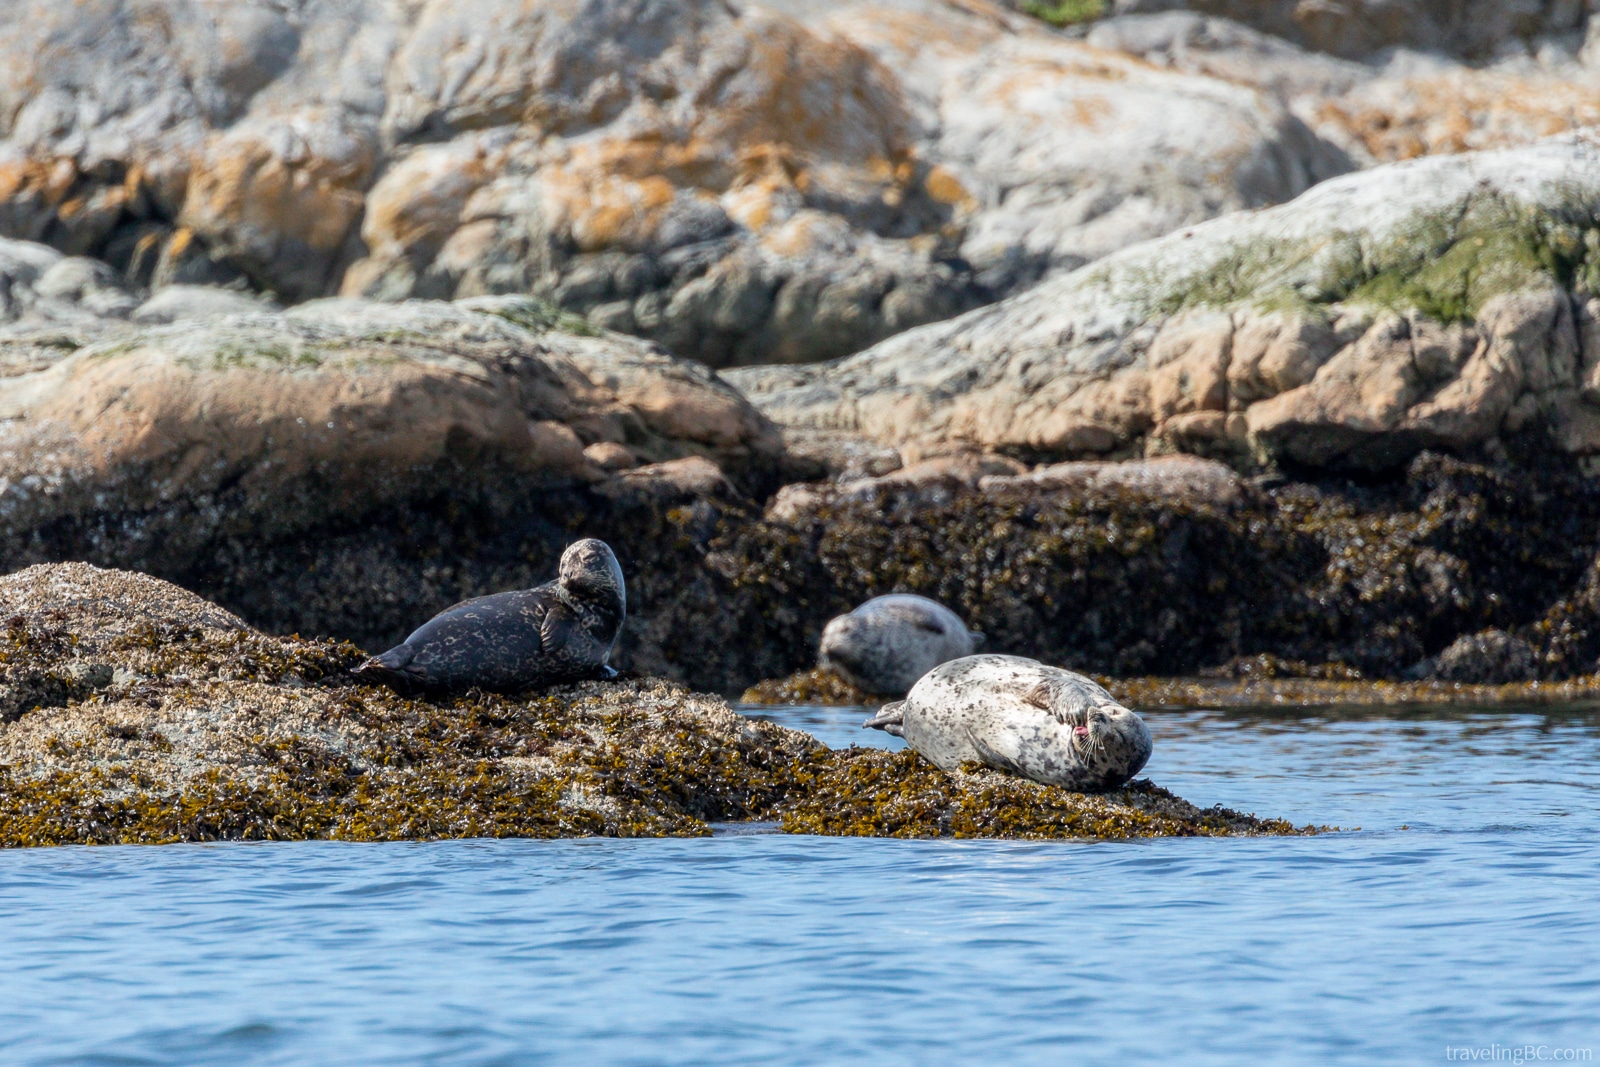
<box><xmin>0</xmin><ymin>563</ymin><xmax>1304</xmax><ymax>845</ymax></box>
<box><xmin>730</xmin><ymin>133</ymin><xmax>1600</xmax><ymax>470</ymax></box>
<box><xmin>0</xmin><ymin>287</ymin><xmax>825</xmax><ymax>685</ymax></box>
<box><xmin>1084</xmin><ymin>11</ymin><xmax>1600</xmax><ymax>169</ymax></box>
<box><xmin>0</xmin><ymin>0</ymin><xmax>1350</xmax><ymax>367</ymax></box>
<box><xmin>1076</xmin><ymin>0</ymin><xmax>1589</xmax><ymax>63</ymax></box>
<box><xmin>0</xmin><ymin>292</ymin><xmax>780</xmax><ymax>562</ymax></box>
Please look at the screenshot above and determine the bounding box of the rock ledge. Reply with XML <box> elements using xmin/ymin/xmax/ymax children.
<box><xmin>0</xmin><ymin>563</ymin><xmax>1309</xmax><ymax>844</ymax></box>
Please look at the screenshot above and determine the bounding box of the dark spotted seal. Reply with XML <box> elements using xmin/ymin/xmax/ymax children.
<box><xmin>819</xmin><ymin>594</ymin><xmax>982</xmax><ymax>696</ymax></box>
<box><xmin>863</xmin><ymin>654</ymin><xmax>1151</xmax><ymax>791</ymax></box>
<box><xmin>355</xmin><ymin>539</ymin><xmax>624</xmax><ymax>694</ymax></box>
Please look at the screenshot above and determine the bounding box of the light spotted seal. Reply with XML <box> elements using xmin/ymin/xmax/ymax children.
<box><xmin>864</xmin><ymin>654</ymin><xmax>1152</xmax><ymax>792</ymax></box>
<box><xmin>818</xmin><ymin>594</ymin><xmax>982</xmax><ymax>696</ymax></box>
<box><xmin>355</xmin><ymin>539</ymin><xmax>624</xmax><ymax>694</ymax></box>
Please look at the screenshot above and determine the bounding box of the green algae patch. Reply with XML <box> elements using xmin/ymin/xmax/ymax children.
<box><xmin>470</xmin><ymin>297</ymin><xmax>601</xmax><ymax>338</ymax></box>
<box><xmin>1023</xmin><ymin>0</ymin><xmax>1105</xmax><ymax>27</ymax></box>
<box><xmin>1124</xmin><ymin>192</ymin><xmax>1600</xmax><ymax>325</ymax></box>
<box><xmin>776</xmin><ymin>749</ymin><xmax>1319</xmax><ymax>839</ymax></box>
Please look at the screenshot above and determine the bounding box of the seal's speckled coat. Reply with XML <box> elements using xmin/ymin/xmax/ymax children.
<box><xmin>819</xmin><ymin>594</ymin><xmax>982</xmax><ymax>696</ymax></box>
<box><xmin>357</xmin><ymin>539</ymin><xmax>624</xmax><ymax>694</ymax></box>
<box><xmin>864</xmin><ymin>655</ymin><xmax>1152</xmax><ymax>792</ymax></box>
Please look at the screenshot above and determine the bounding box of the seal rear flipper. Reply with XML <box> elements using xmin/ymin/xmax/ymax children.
<box><xmin>863</xmin><ymin>700</ymin><xmax>906</xmax><ymax>736</ymax></box>
<box><xmin>353</xmin><ymin>644</ymin><xmax>427</xmax><ymax>692</ymax></box>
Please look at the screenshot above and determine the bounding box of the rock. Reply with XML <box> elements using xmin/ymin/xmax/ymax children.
<box><xmin>1427</xmin><ymin>629</ymin><xmax>1539</xmax><ymax>683</ymax></box>
<box><xmin>583</xmin><ymin>441</ymin><xmax>641</xmax><ymax>472</ymax></box>
<box><xmin>1085</xmin><ymin>13</ymin><xmax>1369</xmax><ymax>100</ymax></box>
<box><xmin>1313</xmin><ymin>64</ymin><xmax>1600</xmax><ymax>168</ymax></box>
<box><xmin>0</xmin><ymin>295</ymin><xmax>781</xmax><ymax>566</ymax></box>
<box><xmin>778</xmin><ymin>428</ymin><xmax>905</xmax><ymax>483</ymax></box>
<box><xmin>1082</xmin><ymin>9</ymin><xmax>1600</xmax><ymax>171</ymax></box>
<box><xmin>132</xmin><ymin>284</ymin><xmax>282</xmax><ymax>323</ymax></box>
<box><xmin>0</xmin><ymin>562</ymin><xmax>1301</xmax><ymax>844</ymax></box>
<box><xmin>0</xmin><ymin>0</ymin><xmax>1349</xmax><ymax>367</ymax></box>
<box><xmin>1086</xmin><ymin>0</ymin><xmax>1590</xmax><ymax>61</ymax></box>
<box><xmin>980</xmin><ymin>454</ymin><xmax>1247</xmax><ymax>506</ymax></box>
<box><xmin>1</xmin><ymin>237</ymin><xmax>140</xmax><ymax>333</ymax></box>
<box><xmin>733</xmin><ymin>132</ymin><xmax>1600</xmax><ymax>470</ymax></box>
<box><xmin>33</xmin><ymin>256</ymin><xmax>138</xmax><ymax>317</ymax></box>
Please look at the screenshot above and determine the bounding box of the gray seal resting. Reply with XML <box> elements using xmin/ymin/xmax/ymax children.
<box><xmin>819</xmin><ymin>594</ymin><xmax>983</xmax><ymax>696</ymax></box>
<box><xmin>863</xmin><ymin>654</ymin><xmax>1152</xmax><ymax>791</ymax></box>
<box><xmin>355</xmin><ymin>539</ymin><xmax>624</xmax><ymax>694</ymax></box>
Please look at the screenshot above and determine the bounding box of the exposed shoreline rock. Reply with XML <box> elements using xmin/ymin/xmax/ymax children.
<box><xmin>729</xmin><ymin>133</ymin><xmax>1600</xmax><ymax>470</ymax></box>
<box><xmin>745</xmin><ymin>663</ymin><xmax>1600</xmax><ymax>710</ymax></box>
<box><xmin>0</xmin><ymin>563</ymin><xmax>1307</xmax><ymax>845</ymax></box>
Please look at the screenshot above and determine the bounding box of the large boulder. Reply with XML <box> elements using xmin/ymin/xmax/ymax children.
<box><xmin>0</xmin><ymin>0</ymin><xmax>1349</xmax><ymax>367</ymax></box>
<box><xmin>1080</xmin><ymin>0</ymin><xmax>1588</xmax><ymax>62</ymax></box>
<box><xmin>0</xmin><ymin>293</ymin><xmax>781</xmax><ymax>566</ymax></box>
<box><xmin>1084</xmin><ymin>11</ymin><xmax>1600</xmax><ymax>169</ymax></box>
<box><xmin>728</xmin><ymin>132</ymin><xmax>1600</xmax><ymax>471</ymax></box>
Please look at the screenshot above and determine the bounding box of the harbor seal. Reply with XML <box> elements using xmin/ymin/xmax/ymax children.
<box><xmin>355</xmin><ymin>539</ymin><xmax>625</xmax><ymax>694</ymax></box>
<box><xmin>818</xmin><ymin>594</ymin><xmax>982</xmax><ymax>696</ymax></box>
<box><xmin>863</xmin><ymin>654</ymin><xmax>1152</xmax><ymax>791</ymax></box>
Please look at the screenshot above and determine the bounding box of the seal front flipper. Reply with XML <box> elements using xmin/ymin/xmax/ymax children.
<box><xmin>863</xmin><ymin>700</ymin><xmax>906</xmax><ymax>738</ymax></box>
<box><xmin>965</xmin><ymin>727</ymin><xmax>1025</xmax><ymax>777</ymax></box>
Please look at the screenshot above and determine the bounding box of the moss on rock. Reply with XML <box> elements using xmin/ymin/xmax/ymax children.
<box><xmin>1122</xmin><ymin>190</ymin><xmax>1599</xmax><ymax>326</ymax></box>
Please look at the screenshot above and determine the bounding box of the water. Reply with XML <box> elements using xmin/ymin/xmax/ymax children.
<box><xmin>2</xmin><ymin>704</ymin><xmax>1598</xmax><ymax>1066</ymax></box>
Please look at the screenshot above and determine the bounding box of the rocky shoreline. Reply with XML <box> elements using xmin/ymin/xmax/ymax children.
<box><xmin>746</xmin><ymin>664</ymin><xmax>1600</xmax><ymax>709</ymax></box>
<box><xmin>0</xmin><ymin>563</ymin><xmax>1311</xmax><ymax>845</ymax></box>
<box><xmin>9</xmin><ymin>0</ymin><xmax>1600</xmax><ymax>843</ymax></box>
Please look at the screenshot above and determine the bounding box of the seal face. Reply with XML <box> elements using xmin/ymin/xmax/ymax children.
<box><xmin>863</xmin><ymin>654</ymin><xmax>1152</xmax><ymax>792</ymax></box>
<box><xmin>356</xmin><ymin>539</ymin><xmax>625</xmax><ymax>694</ymax></box>
<box><xmin>818</xmin><ymin>594</ymin><xmax>982</xmax><ymax>696</ymax></box>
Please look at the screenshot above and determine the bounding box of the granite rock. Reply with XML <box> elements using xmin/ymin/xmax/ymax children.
<box><xmin>0</xmin><ymin>0</ymin><xmax>1351</xmax><ymax>366</ymax></box>
<box><xmin>729</xmin><ymin>133</ymin><xmax>1600</xmax><ymax>471</ymax></box>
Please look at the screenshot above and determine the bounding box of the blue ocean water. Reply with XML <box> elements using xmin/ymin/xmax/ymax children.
<box><xmin>2</xmin><ymin>703</ymin><xmax>1598</xmax><ymax>1067</ymax></box>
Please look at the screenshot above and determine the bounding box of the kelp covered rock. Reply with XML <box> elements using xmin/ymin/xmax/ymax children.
<box><xmin>0</xmin><ymin>562</ymin><xmax>1306</xmax><ymax>846</ymax></box>
<box><xmin>776</xmin><ymin>750</ymin><xmax>1312</xmax><ymax>839</ymax></box>
<box><xmin>718</xmin><ymin>448</ymin><xmax>1600</xmax><ymax>685</ymax></box>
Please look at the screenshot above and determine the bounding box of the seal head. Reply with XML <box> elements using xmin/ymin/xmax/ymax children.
<box><xmin>559</xmin><ymin>537</ymin><xmax>625</xmax><ymax>616</ymax></box>
<box><xmin>819</xmin><ymin>594</ymin><xmax>982</xmax><ymax>696</ymax></box>
<box><xmin>355</xmin><ymin>538</ymin><xmax>625</xmax><ymax>694</ymax></box>
<box><xmin>864</xmin><ymin>654</ymin><xmax>1151</xmax><ymax>792</ymax></box>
